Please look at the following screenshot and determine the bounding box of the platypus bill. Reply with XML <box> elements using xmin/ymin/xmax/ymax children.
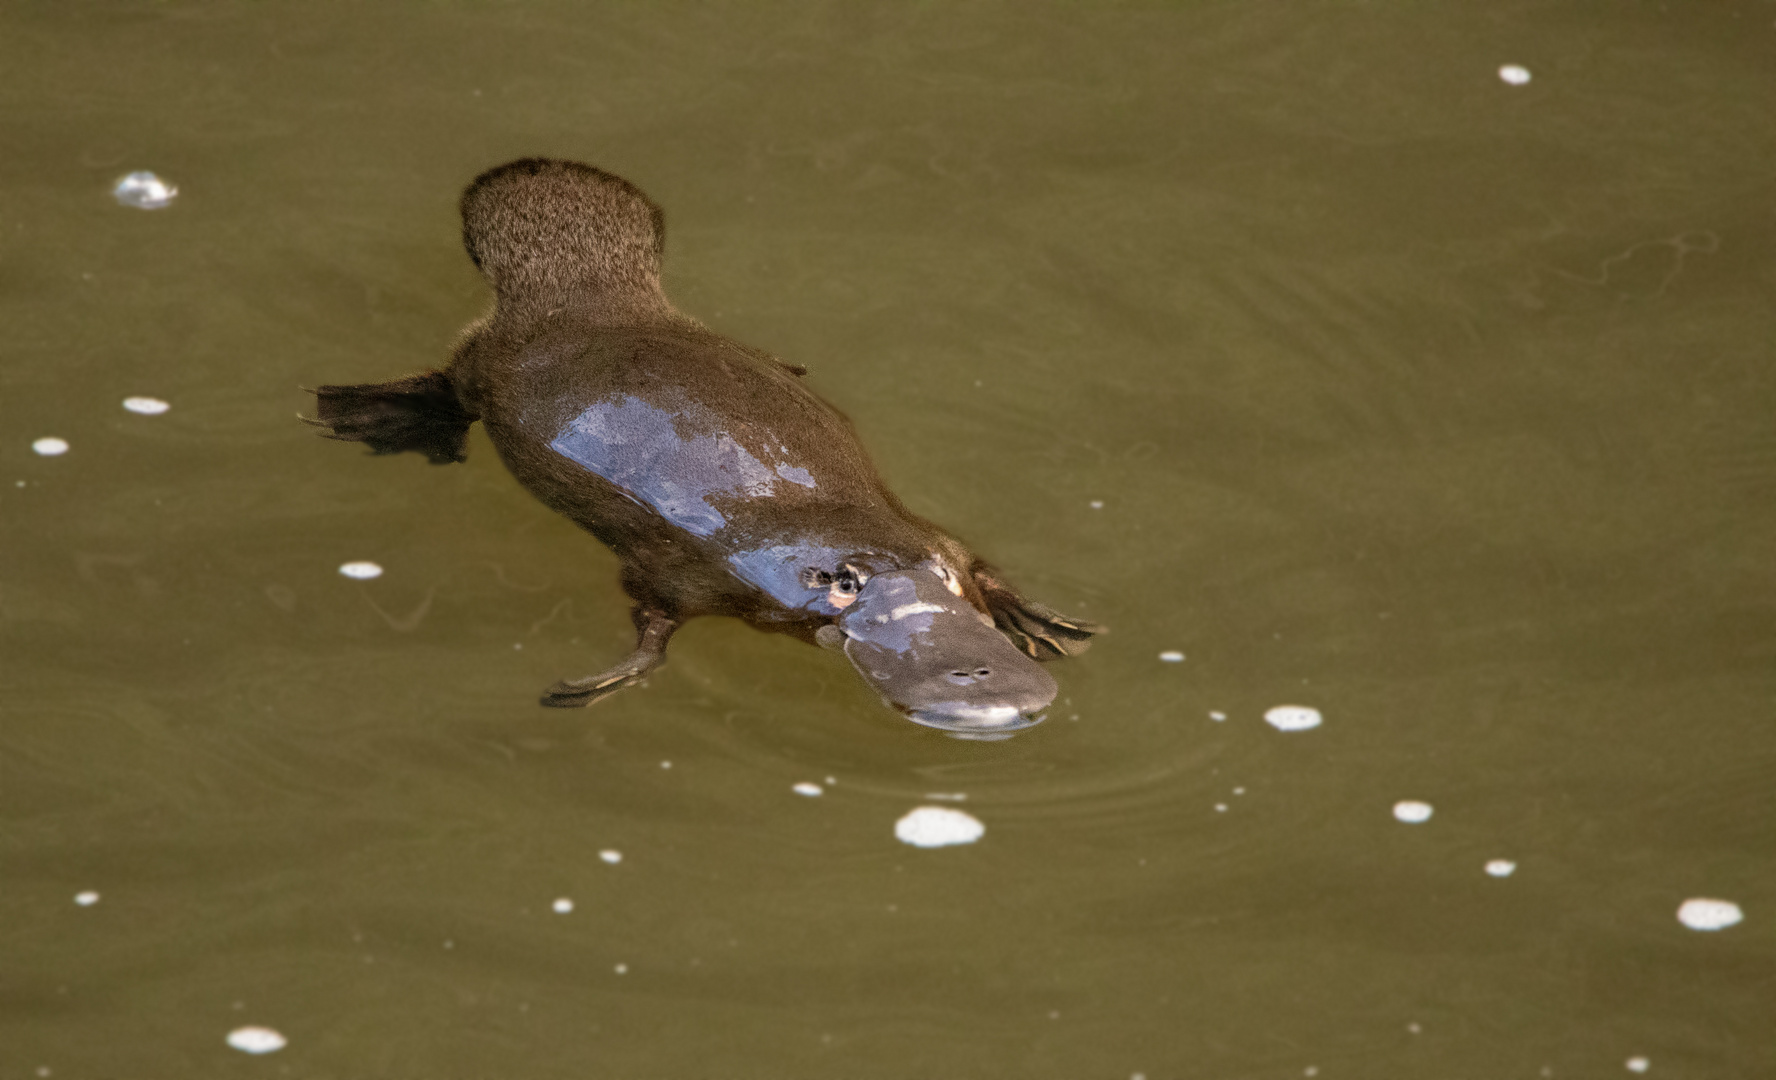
<box><xmin>306</xmin><ymin>158</ymin><xmax>1101</xmax><ymax>737</ymax></box>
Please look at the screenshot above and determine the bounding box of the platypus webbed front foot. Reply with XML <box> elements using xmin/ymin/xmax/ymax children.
<box><xmin>971</xmin><ymin>566</ymin><xmax>1105</xmax><ymax>660</ymax></box>
<box><xmin>541</xmin><ymin>609</ymin><xmax>678</xmax><ymax>708</ymax></box>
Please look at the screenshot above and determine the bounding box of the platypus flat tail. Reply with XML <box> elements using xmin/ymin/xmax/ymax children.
<box><xmin>303</xmin><ymin>370</ymin><xmax>475</xmax><ymax>465</ymax></box>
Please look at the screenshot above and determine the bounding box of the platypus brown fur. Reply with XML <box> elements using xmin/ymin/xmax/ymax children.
<box><xmin>307</xmin><ymin>158</ymin><xmax>1100</xmax><ymax>735</ymax></box>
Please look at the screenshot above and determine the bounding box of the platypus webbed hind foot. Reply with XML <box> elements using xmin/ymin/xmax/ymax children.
<box><xmin>541</xmin><ymin>609</ymin><xmax>678</xmax><ymax>708</ymax></box>
<box><xmin>972</xmin><ymin>567</ymin><xmax>1105</xmax><ymax>661</ymax></box>
<box><xmin>303</xmin><ymin>370</ymin><xmax>474</xmax><ymax>465</ymax></box>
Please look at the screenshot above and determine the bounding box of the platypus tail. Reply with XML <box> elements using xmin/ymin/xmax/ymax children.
<box><xmin>302</xmin><ymin>370</ymin><xmax>474</xmax><ymax>465</ymax></box>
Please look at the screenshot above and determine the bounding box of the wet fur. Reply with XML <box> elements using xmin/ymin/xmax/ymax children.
<box><xmin>305</xmin><ymin>158</ymin><xmax>1101</xmax><ymax>704</ymax></box>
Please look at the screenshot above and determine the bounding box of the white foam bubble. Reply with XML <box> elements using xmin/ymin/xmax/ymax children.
<box><xmin>792</xmin><ymin>782</ymin><xmax>823</xmax><ymax>797</ymax></box>
<box><xmin>895</xmin><ymin>806</ymin><xmax>984</xmax><ymax>848</ymax></box>
<box><xmin>121</xmin><ymin>396</ymin><xmax>170</xmax><ymax>415</ymax></box>
<box><xmin>1485</xmin><ymin>859</ymin><xmax>1517</xmax><ymax>878</ymax></box>
<box><xmin>113</xmin><ymin>171</ymin><xmax>178</xmax><ymax>209</ymax></box>
<box><xmin>923</xmin><ymin>792</ymin><xmax>967</xmax><ymax>802</ymax></box>
<box><xmin>1498</xmin><ymin>64</ymin><xmax>1532</xmax><ymax>85</ymax></box>
<box><xmin>1676</xmin><ymin>897</ymin><xmax>1742</xmax><ymax>931</ymax></box>
<box><xmin>613</xmin><ymin>962</ymin><xmax>628</xmax><ymax>974</ymax></box>
<box><xmin>551</xmin><ymin>897</ymin><xmax>573</xmax><ymax>914</ymax></box>
<box><xmin>1089</xmin><ymin>500</ymin><xmax>1104</xmax><ymax>509</ymax></box>
<box><xmin>599</xmin><ymin>849</ymin><xmax>622</xmax><ymax>865</ymax></box>
<box><xmin>1264</xmin><ymin>705</ymin><xmax>1321</xmax><ymax>731</ymax></box>
<box><xmin>73</xmin><ymin>891</ymin><xmax>100</xmax><ymax>907</ymax></box>
<box><xmin>1209</xmin><ymin>711</ymin><xmax>1226</xmax><ymax>722</ymax></box>
<box><xmin>1158</xmin><ymin>650</ymin><xmax>1184</xmax><ymax>663</ymax></box>
<box><xmin>1625</xmin><ymin>1057</ymin><xmax>1649</xmax><ymax>1073</ymax></box>
<box><xmin>337</xmin><ymin>560</ymin><xmax>382</xmax><ymax>580</ymax></box>
<box><xmin>225</xmin><ymin>1026</ymin><xmax>286</xmax><ymax>1054</ymax></box>
<box><xmin>32</xmin><ymin>437</ymin><xmax>69</xmax><ymax>457</ymax></box>
<box><xmin>1393</xmin><ymin>800</ymin><xmax>1434</xmax><ymax>824</ymax></box>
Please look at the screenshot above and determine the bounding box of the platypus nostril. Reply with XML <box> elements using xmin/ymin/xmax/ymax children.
<box><xmin>975</xmin><ymin>667</ymin><xmax>991</xmax><ymax>677</ymax></box>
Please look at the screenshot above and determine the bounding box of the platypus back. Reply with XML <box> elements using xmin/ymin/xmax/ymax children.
<box><xmin>460</xmin><ymin>158</ymin><xmax>668</xmax><ymax>310</ymax></box>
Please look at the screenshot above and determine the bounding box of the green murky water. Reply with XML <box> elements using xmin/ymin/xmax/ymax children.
<box><xmin>4</xmin><ymin>3</ymin><xmax>1774</xmax><ymax>1076</ymax></box>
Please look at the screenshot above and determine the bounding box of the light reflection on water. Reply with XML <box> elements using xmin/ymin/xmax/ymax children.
<box><xmin>3</xmin><ymin>2</ymin><xmax>1773</xmax><ymax>1077</ymax></box>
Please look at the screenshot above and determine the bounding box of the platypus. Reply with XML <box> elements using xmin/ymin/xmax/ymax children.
<box><xmin>306</xmin><ymin>158</ymin><xmax>1099</xmax><ymax>736</ymax></box>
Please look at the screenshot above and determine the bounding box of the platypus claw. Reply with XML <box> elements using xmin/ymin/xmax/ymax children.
<box><xmin>541</xmin><ymin>671</ymin><xmax>647</xmax><ymax>708</ymax></box>
<box><xmin>971</xmin><ymin>568</ymin><xmax>1105</xmax><ymax>661</ymax></box>
<box><xmin>540</xmin><ymin>608</ymin><xmax>678</xmax><ymax>709</ymax></box>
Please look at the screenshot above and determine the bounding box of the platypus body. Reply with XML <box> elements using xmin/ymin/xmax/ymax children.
<box><xmin>308</xmin><ymin>158</ymin><xmax>1099</xmax><ymax>736</ymax></box>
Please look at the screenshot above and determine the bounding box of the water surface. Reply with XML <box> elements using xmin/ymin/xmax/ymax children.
<box><xmin>3</xmin><ymin>2</ymin><xmax>1773</xmax><ymax>1076</ymax></box>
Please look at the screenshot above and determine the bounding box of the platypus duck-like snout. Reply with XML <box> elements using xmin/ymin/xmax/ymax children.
<box><xmin>835</xmin><ymin>568</ymin><xmax>1057</xmax><ymax>739</ymax></box>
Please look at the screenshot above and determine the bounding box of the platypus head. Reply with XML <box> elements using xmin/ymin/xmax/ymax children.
<box><xmin>460</xmin><ymin>157</ymin><xmax>667</xmax><ymax>307</ymax></box>
<box><xmin>831</xmin><ymin>567</ymin><xmax>1057</xmax><ymax>739</ymax></box>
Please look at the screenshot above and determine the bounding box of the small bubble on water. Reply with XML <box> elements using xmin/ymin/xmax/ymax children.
<box><xmin>73</xmin><ymin>891</ymin><xmax>99</xmax><ymax>907</ymax></box>
<box><xmin>1626</xmin><ymin>1057</ymin><xmax>1650</xmax><ymax>1073</ymax></box>
<box><xmin>1089</xmin><ymin>500</ymin><xmax>1104</xmax><ymax>509</ymax></box>
<box><xmin>1676</xmin><ymin>897</ymin><xmax>1742</xmax><ymax>931</ymax></box>
<box><xmin>113</xmin><ymin>171</ymin><xmax>178</xmax><ymax>209</ymax></box>
<box><xmin>121</xmin><ymin>396</ymin><xmax>170</xmax><ymax>415</ymax></box>
<box><xmin>599</xmin><ymin>849</ymin><xmax>622</xmax><ymax>864</ymax></box>
<box><xmin>1209</xmin><ymin>710</ymin><xmax>1227</xmax><ymax>722</ymax></box>
<box><xmin>32</xmin><ymin>437</ymin><xmax>69</xmax><ymax>456</ymax></box>
<box><xmin>1213</xmin><ymin>803</ymin><xmax>1228</xmax><ymax>813</ymax></box>
<box><xmin>1264</xmin><ymin>705</ymin><xmax>1321</xmax><ymax>731</ymax></box>
<box><xmin>1486</xmin><ymin>859</ymin><xmax>1517</xmax><ymax>877</ymax></box>
<box><xmin>1393</xmin><ymin>800</ymin><xmax>1434</xmax><ymax>824</ymax></box>
<box><xmin>613</xmin><ymin>962</ymin><xmax>628</xmax><ymax>974</ymax></box>
<box><xmin>793</xmin><ymin>782</ymin><xmax>823</xmax><ymax>797</ymax></box>
<box><xmin>225</xmin><ymin>1026</ymin><xmax>287</xmax><ymax>1055</ymax></box>
<box><xmin>551</xmin><ymin>897</ymin><xmax>573</xmax><ymax>914</ymax></box>
<box><xmin>337</xmin><ymin>560</ymin><xmax>382</xmax><ymax>580</ymax></box>
<box><xmin>1158</xmin><ymin>650</ymin><xmax>1184</xmax><ymax>663</ymax></box>
<box><xmin>1498</xmin><ymin>64</ymin><xmax>1533</xmax><ymax>85</ymax></box>
<box><xmin>895</xmin><ymin>806</ymin><xmax>984</xmax><ymax>848</ymax></box>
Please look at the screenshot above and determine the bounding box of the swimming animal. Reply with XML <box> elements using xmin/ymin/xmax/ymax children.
<box><xmin>306</xmin><ymin>158</ymin><xmax>1099</xmax><ymax>736</ymax></box>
